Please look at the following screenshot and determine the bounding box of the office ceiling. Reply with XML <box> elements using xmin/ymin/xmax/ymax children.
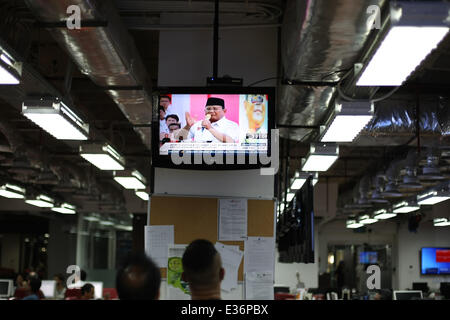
<box><xmin>0</xmin><ymin>0</ymin><xmax>449</xmax><ymax>219</ymax></box>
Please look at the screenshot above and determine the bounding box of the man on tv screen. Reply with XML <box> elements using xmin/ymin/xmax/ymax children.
<box><xmin>186</xmin><ymin>97</ymin><xmax>239</xmax><ymax>143</ymax></box>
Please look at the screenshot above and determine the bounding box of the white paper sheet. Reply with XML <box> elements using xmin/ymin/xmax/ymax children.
<box><xmin>218</xmin><ymin>199</ymin><xmax>248</xmax><ymax>241</ymax></box>
<box><xmin>244</xmin><ymin>236</ymin><xmax>275</xmax><ymax>273</ymax></box>
<box><xmin>144</xmin><ymin>225</ymin><xmax>174</xmax><ymax>268</ymax></box>
<box><xmin>215</xmin><ymin>242</ymin><xmax>244</xmax><ymax>292</ymax></box>
<box><xmin>245</xmin><ymin>271</ymin><xmax>274</xmax><ymax>300</ymax></box>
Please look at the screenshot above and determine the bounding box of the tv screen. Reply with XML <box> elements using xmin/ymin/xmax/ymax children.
<box><xmin>153</xmin><ymin>87</ymin><xmax>275</xmax><ymax>169</ymax></box>
<box><xmin>421</xmin><ymin>247</ymin><xmax>450</xmax><ymax>275</ymax></box>
<box><xmin>359</xmin><ymin>251</ymin><xmax>378</xmax><ymax>264</ymax></box>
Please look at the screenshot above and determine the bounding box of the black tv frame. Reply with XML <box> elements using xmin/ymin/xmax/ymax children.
<box><xmin>420</xmin><ymin>247</ymin><xmax>450</xmax><ymax>276</ymax></box>
<box><xmin>152</xmin><ymin>87</ymin><xmax>276</xmax><ymax>170</ymax></box>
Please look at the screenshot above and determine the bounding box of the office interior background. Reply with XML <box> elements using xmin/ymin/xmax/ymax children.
<box><xmin>0</xmin><ymin>0</ymin><xmax>450</xmax><ymax>300</ymax></box>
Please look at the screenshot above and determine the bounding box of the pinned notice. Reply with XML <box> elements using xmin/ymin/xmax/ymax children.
<box><xmin>218</xmin><ymin>198</ymin><xmax>248</xmax><ymax>241</ymax></box>
<box><xmin>144</xmin><ymin>225</ymin><xmax>174</xmax><ymax>268</ymax></box>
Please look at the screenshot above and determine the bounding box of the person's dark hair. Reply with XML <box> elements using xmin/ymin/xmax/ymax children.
<box><xmin>161</xmin><ymin>137</ymin><xmax>171</xmax><ymax>145</ymax></box>
<box><xmin>54</xmin><ymin>273</ymin><xmax>65</xmax><ymax>283</ymax></box>
<box><xmin>81</xmin><ymin>283</ymin><xmax>94</xmax><ymax>296</ymax></box>
<box><xmin>166</xmin><ymin>114</ymin><xmax>179</xmax><ymax>122</ymax></box>
<box><xmin>160</xmin><ymin>95</ymin><xmax>171</xmax><ymax>102</ymax></box>
<box><xmin>116</xmin><ymin>252</ymin><xmax>161</xmax><ymax>300</ymax></box>
<box><xmin>80</xmin><ymin>269</ymin><xmax>87</xmax><ymax>281</ymax></box>
<box><xmin>29</xmin><ymin>278</ymin><xmax>41</xmax><ymax>294</ymax></box>
<box><xmin>182</xmin><ymin>239</ymin><xmax>220</xmax><ymax>287</ymax></box>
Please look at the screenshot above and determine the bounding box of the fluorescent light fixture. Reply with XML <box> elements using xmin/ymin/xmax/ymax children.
<box><xmin>115</xmin><ymin>225</ymin><xmax>132</xmax><ymax>231</ymax></box>
<box><xmin>417</xmin><ymin>190</ymin><xmax>450</xmax><ymax>206</ymax></box>
<box><xmin>0</xmin><ymin>50</ymin><xmax>20</xmax><ymax>84</ymax></box>
<box><xmin>279</xmin><ymin>203</ymin><xmax>285</xmax><ymax>212</ymax></box>
<box><xmin>22</xmin><ymin>98</ymin><xmax>89</xmax><ymax>140</ymax></box>
<box><xmin>99</xmin><ymin>220</ymin><xmax>115</xmax><ymax>226</ymax></box>
<box><xmin>301</xmin><ymin>143</ymin><xmax>339</xmax><ymax>172</ymax></box>
<box><xmin>25</xmin><ymin>194</ymin><xmax>54</xmax><ymax>208</ymax></box>
<box><xmin>286</xmin><ymin>192</ymin><xmax>295</xmax><ymax>202</ymax></box>
<box><xmin>114</xmin><ymin>170</ymin><xmax>146</xmax><ymax>189</ymax></box>
<box><xmin>346</xmin><ymin>219</ymin><xmax>364</xmax><ymax>229</ymax></box>
<box><xmin>393</xmin><ymin>200</ymin><xmax>420</xmax><ymax>213</ymax></box>
<box><xmin>359</xmin><ymin>214</ymin><xmax>378</xmax><ymax>225</ymax></box>
<box><xmin>357</xmin><ymin>1</ymin><xmax>450</xmax><ymax>86</ymax></box>
<box><xmin>135</xmin><ymin>190</ymin><xmax>149</xmax><ymax>201</ymax></box>
<box><xmin>321</xmin><ymin>101</ymin><xmax>374</xmax><ymax>142</ymax></box>
<box><xmin>80</xmin><ymin>143</ymin><xmax>125</xmax><ymax>170</ymax></box>
<box><xmin>290</xmin><ymin>172</ymin><xmax>319</xmax><ymax>190</ymax></box>
<box><xmin>83</xmin><ymin>214</ymin><xmax>100</xmax><ymax>222</ymax></box>
<box><xmin>373</xmin><ymin>209</ymin><xmax>397</xmax><ymax>220</ymax></box>
<box><xmin>51</xmin><ymin>203</ymin><xmax>76</xmax><ymax>215</ymax></box>
<box><xmin>433</xmin><ymin>218</ymin><xmax>450</xmax><ymax>227</ymax></box>
<box><xmin>0</xmin><ymin>183</ymin><xmax>26</xmax><ymax>199</ymax></box>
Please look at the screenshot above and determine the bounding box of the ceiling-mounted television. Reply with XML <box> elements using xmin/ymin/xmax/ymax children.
<box><xmin>420</xmin><ymin>247</ymin><xmax>450</xmax><ymax>275</ymax></box>
<box><xmin>152</xmin><ymin>87</ymin><xmax>276</xmax><ymax>170</ymax></box>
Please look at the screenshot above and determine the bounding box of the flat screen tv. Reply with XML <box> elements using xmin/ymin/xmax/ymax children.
<box><xmin>420</xmin><ymin>247</ymin><xmax>450</xmax><ymax>275</ymax></box>
<box><xmin>359</xmin><ymin>251</ymin><xmax>378</xmax><ymax>264</ymax></box>
<box><xmin>152</xmin><ymin>87</ymin><xmax>276</xmax><ymax>170</ymax></box>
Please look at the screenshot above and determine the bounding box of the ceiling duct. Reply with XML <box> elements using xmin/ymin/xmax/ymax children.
<box><xmin>370</xmin><ymin>173</ymin><xmax>389</xmax><ymax>204</ymax></box>
<box><xmin>279</xmin><ymin>0</ymin><xmax>385</xmax><ymax>140</ymax></box>
<box><xmin>398</xmin><ymin>149</ymin><xmax>423</xmax><ymax>192</ymax></box>
<box><xmin>381</xmin><ymin>159</ymin><xmax>404</xmax><ymax>198</ymax></box>
<box><xmin>24</xmin><ymin>0</ymin><xmax>152</xmax><ymax>149</ymax></box>
<box><xmin>418</xmin><ymin>147</ymin><xmax>445</xmax><ymax>181</ymax></box>
<box><xmin>357</xmin><ymin>95</ymin><xmax>450</xmax><ymax>146</ymax></box>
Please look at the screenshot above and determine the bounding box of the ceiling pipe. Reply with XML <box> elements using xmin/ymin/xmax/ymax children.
<box><xmin>279</xmin><ymin>0</ymin><xmax>386</xmax><ymax>140</ymax></box>
<box><xmin>24</xmin><ymin>0</ymin><xmax>152</xmax><ymax>149</ymax></box>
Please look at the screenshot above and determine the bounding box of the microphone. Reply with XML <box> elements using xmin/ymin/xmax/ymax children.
<box><xmin>202</xmin><ymin>114</ymin><xmax>211</xmax><ymax>132</ymax></box>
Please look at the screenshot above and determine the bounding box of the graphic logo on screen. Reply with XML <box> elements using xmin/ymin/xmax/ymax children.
<box><xmin>421</xmin><ymin>248</ymin><xmax>450</xmax><ymax>275</ymax></box>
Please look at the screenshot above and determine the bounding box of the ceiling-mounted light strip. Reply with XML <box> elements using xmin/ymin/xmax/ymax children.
<box><xmin>393</xmin><ymin>200</ymin><xmax>420</xmax><ymax>213</ymax></box>
<box><xmin>22</xmin><ymin>98</ymin><xmax>89</xmax><ymax>140</ymax></box>
<box><xmin>115</xmin><ymin>224</ymin><xmax>132</xmax><ymax>231</ymax></box>
<box><xmin>357</xmin><ymin>1</ymin><xmax>450</xmax><ymax>86</ymax></box>
<box><xmin>80</xmin><ymin>143</ymin><xmax>125</xmax><ymax>170</ymax></box>
<box><xmin>51</xmin><ymin>203</ymin><xmax>76</xmax><ymax>215</ymax></box>
<box><xmin>373</xmin><ymin>209</ymin><xmax>397</xmax><ymax>220</ymax></box>
<box><xmin>83</xmin><ymin>214</ymin><xmax>100</xmax><ymax>222</ymax></box>
<box><xmin>0</xmin><ymin>183</ymin><xmax>26</xmax><ymax>199</ymax></box>
<box><xmin>135</xmin><ymin>190</ymin><xmax>149</xmax><ymax>201</ymax></box>
<box><xmin>433</xmin><ymin>218</ymin><xmax>450</xmax><ymax>227</ymax></box>
<box><xmin>320</xmin><ymin>101</ymin><xmax>374</xmax><ymax>142</ymax></box>
<box><xmin>25</xmin><ymin>194</ymin><xmax>54</xmax><ymax>208</ymax></box>
<box><xmin>286</xmin><ymin>192</ymin><xmax>295</xmax><ymax>202</ymax></box>
<box><xmin>0</xmin><ymin>47</ymin><xmax>21</xmax><ymax>84</ymax></box>
<box><xmin>417</xmin><ymin>190</ymin><xmax>450</xmax><ymax>206</ymax></box>
<box><xmin>346</xmin><ymin>219</ymin><xmax>364</xmax><ymax>229</ymax></box>
<box><xmin>301</xmin><ymin>143</ymin><xmax>339</xmax><ymax>172</ymax></box>
<box><xmin>290</xmin><ymin>172</ymin><xmax>319</xmax><ymax>190</ymax></box>
<box><xmin>114</xmin><ymin>170</ymin><xmax>146</xmax><ymax>189</ymax></box>
<box><xmin>359</xmin><ymin>214</ymin><xmax>378</xmax><ymax>225</ymax></box>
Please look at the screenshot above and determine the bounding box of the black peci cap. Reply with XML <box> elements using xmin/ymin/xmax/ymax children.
<box><xmin>205</xmin><ymin>97</ymin><xmax>225</xmax><ymax>109</ymax></box>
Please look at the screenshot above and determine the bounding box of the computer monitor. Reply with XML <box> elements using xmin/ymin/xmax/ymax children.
<box><xmin>40</xmin><ymin>280</ymin><xmax>56</xmax><ymax>299</ymax></box>
<box><xmin>0</xmin><ymin>279</ymin><xmax>14</xmax><ymax>298</ymax></box>
<box><xmin>90</xmin><ymin>281</ymin><xmax>103</xmax><ymax>300</ymax></box>
<box><xmin>393</xmin><ymin>290</ymin><xmax>423</xmax><ymax>300</ymax></box>
<box><xmin>412</xmin><ymin>282</ymin><xmax>429</xmax><ymax>293</ymax></box>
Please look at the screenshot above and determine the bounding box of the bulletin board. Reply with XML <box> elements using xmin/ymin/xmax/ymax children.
<box><xmin>149</xmin><ymin>195</ymin><xmax>276</xmax><ymax>281</ymax></box>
